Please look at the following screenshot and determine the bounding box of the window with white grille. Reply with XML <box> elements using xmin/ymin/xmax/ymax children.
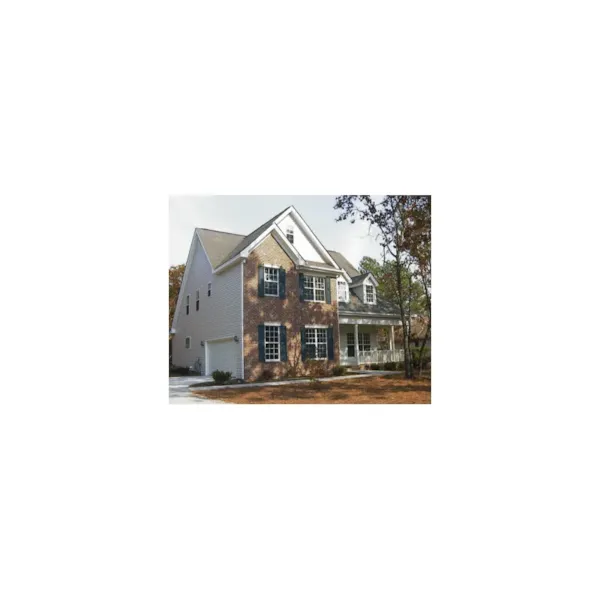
<box><xmin>337</xmin><ymin>281</ymin><xmax>348</xmax><ymax>302</ymax></box>
<box><xmin>305</xmin><ymin>327</ymin><xmax>328</xmax><ymax>359</ymax></box>
<box><xmin>304</xmin><ymin>276</ymin><xmax>326</xmax><ymax>302</ymax></box>
<box><xmin>365</xmin><ymin>284</ymin><xmax>375</xmax><ymax>303</ymax></box>
<box><xmin>286</xmin><ymin>227</ymin><xmax>294</xmax><ymax>244</ymax></box>
<box><xmin>265</xmin><ymin>325</ymin><xmax>280</xmax><ymax>361</ymax></box>
<box><xmin>358</xmin><ymin>333</ymin><xmax>371</xmax><ymax>352</ymax></box>
<box><xmin>264</xmin><ymin>267</ymin><xmax>279</xmax><ymax>296</ymax></box>
<box><xmin>347</xmin><ymin>332</ymin><xmax>356</xmax><ymax>357</ymax></box>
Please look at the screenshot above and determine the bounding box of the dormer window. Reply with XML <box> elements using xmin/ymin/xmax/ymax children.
<box><xmin>337</xmin><ymin>281</ymin><xmax>348</xmax><ymax>302</ymax></box>
<box><xmin>286</xmin><ymin>226</ymin><xmax>294</xmax><ymax>244</ymax></box>
<box><xmin>365</xmin><ymin>284</ymin><xmax>375</xmax><ymax>304</ymax></box>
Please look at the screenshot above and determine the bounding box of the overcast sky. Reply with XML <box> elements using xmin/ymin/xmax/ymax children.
<box><xmin>169</xmin><ymin>195</ymin><xmax>384</xmax><ymax>268</ymax></box>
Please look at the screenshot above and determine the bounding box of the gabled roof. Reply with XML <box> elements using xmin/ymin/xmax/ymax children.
<box><xmin>196</xmin><ymin>229</ymin><xmax>246</xmax><ymax>269</ymax></box>
<box><xmin>350</xmin><ymin>273</ymin><xmax>371</xmax><ymax>286</ymax></box>
<box><xmin>216</xmin><ymin>207</ymin><xmax>291</xmax><ymax>268</ymax></box>
<box><xmin>327</xmin><ymin>250</ymin><xmax>360</xmax><ymax>278</ymax></box>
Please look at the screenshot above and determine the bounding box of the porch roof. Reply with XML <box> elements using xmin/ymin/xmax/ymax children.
<box><xmin>338</xmin><ymin>290</ymin><xmax>403</xmax><ymax>318</ymax></box>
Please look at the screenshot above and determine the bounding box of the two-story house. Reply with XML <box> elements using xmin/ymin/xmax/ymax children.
<box><xmin>171</xmin><ymin>206</ymin><xmax>405</xmax><ymax>381</ymax></box>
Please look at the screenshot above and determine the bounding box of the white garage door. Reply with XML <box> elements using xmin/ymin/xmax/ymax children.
<box><xmin>206</xmin><ymin>339</ymin><xmax>238</xmax><ymax>377</ymax></box>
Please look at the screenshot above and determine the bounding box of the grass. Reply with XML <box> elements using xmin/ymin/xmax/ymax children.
<box><xmin>192</xmin><ymin>374</ymin><xmax>431</xmax><ymax>404</ymax></box>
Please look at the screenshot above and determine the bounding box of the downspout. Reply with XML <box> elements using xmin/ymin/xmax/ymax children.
<box><xmin>241</xmin><ymin>259</ymin><xmax>246</xmax><ymax>380</ymax></box>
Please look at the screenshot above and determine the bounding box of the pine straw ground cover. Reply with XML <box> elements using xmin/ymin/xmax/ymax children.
<box><xmin>193</xmin><ymin>374</ymin><xmax>431</xmax><ymax>404</ymax></box>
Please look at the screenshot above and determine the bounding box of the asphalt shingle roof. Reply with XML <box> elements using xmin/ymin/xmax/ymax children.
<box><xmin>338</xmin><ymin>289</ymin><xmax>403</xmax><ymax>316</ymax></box>
<box><xmin>217</xmin><ymin>207</ymin><xmax>291</xmax><ymax>267</ymax></box>
<box><xmin>350</xmin><ymin>273</ymin><xmax>371</xmax><ymax>286</ymax></box>
<box><xmin>327</xmin><ymin>250</ymin><xmax>360</xmax><ymax>277</ymax></box>
<box><xmin>196</xmin><ymin>229</ymin><xmax>246</xmax><ymax>268</ymax></box>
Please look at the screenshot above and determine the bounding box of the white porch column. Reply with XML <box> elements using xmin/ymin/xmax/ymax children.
<box><xmin>390</xmin><ymin>325</ymin><xmax>395</xmax><ymax>351</ymax></box>
<box><xmin>354</xmin><ymin>323</ymin><xmax>359</xmax><ymax>365</ymax></box>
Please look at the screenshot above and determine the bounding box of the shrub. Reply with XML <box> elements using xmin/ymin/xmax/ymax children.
<box><xmin>261</xmin><ymin>369</ymin><xmax>274</xmax><ymax>382</ymax></box>
<box><xmin>332</xmin><ymin>365</ymin><xmax>347</xmax><ymax>377</ymax></box>
<box><xmin>169</xmin><ymin>365</ymin><xmax>191</xmax><ymax>376</ymax></box>
<box><xmin>383</xmin><ymin>362</ymin><xmax>398</xmax><ymax>371</ymax></box>
<box><xmin>304</xmin><ymin>359</ymin><xmax>329</xmax><ymax>379</ymax></box>
<box><xmin>212</xmin><ymin>370</ymin><xmax>232</xmax><ymax>384</ymax></box>
<box><xmin>411</xmin><ymin>349</ymin><xmax>431</xmax><ymax>369</ymax></box>
<box><xmin>370</xmin><ymin>363</ymin><xmax>381</xmax><ymax>370</ymax></box>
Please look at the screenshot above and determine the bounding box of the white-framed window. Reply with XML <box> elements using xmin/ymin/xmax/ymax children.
<box><xmin>185</xmin><ymin>336</ymin><xmax>191</xmax><ymax>349</ymax></box>
<box><xmin>304</xmin><ymin>275</ymin><xmax>326</xmax><ymax>302</ymax></box>
<box><xmin>265</xmin><ymin>325</ymin><xmax>280</xmax><ymax>361</ymax></box>
<box><xmin>208</xmin><ymin>282</ymin><xmax>212</xmax><ymax>297</ymax></box>
<box><xmin>358</xmin><ymin>332</ymin><xmax>371</xmax><ymax>352</ymax></box>
<box><xmin>365</xmin><ymin>284</ymin><xmax>375</xmax><ymax>304</ymax></box>
<box><xmin>264</xmin><ymin>266</ymin><xmax>280</xmax><ymax>296</ymax></box>
<box><xmin>286</xmin><ymin>226</ymin><xmax>294</xmax><ymax>244</ymax></box>
<box><xmin>337</xmin><ymin>280</ymin><xmax>348</xmax><ymax>302</ymax></box>
<box><xmin>347</xmin><ymin>332</ymin><xmax>356</xmax><ymax>358</ymax></box>
<box><xmin>305</xmin><ymin>327</ymin><xmax>328</xmax><ymax>359</ymax></box>
<box><xmin>196</xmin><ymin>289</ymin><xmax>200</xmax><ymax>311</ymax></box>
<box><xmin>186</xmin><ymin>295</ymin><xmax>190</xmax><ymax>315</ymax></box>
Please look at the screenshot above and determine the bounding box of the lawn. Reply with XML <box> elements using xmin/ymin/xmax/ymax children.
<box><xmin>193</xmin><ymin>374</ymin><xmax>431</xmax><ymax>404</ymax></box>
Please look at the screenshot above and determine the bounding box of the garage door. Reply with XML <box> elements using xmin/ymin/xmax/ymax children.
<box><xmin>206</xmin><ymin>339</ymin><xmax>238</xmax><ymax>377</ymax></box>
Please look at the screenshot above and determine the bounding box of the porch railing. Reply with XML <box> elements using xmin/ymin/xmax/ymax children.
<box><xmin>357</xmin><ymin>349</ymin><xmax>404</xmax><ymax>365</ymax></box>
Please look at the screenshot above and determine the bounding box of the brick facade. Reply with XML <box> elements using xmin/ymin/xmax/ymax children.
<box><xmin>243</xmin><ymin>234</ymin><xmax>340</xmax><ymax>381</ymax></box>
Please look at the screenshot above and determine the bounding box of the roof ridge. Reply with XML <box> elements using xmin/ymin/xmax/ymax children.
<box><xmin>214</xmin><ymin>206</ymin><xmax>292</xmax><ymax>267</ymax></box>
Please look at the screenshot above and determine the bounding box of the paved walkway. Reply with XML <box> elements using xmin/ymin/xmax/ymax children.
<box><xmin>169</xmin><ymin>376</ymin><xmax>220</xmax><ymax>403</ymax></box>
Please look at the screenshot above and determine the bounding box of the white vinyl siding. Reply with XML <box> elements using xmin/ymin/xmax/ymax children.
<box><xmin>305</xmin><ymin>327</ymin><xmax>328</xmax><ymax>359</ymax></box>
<box><xmin>278</xmin><ymin>214</ymin><xmax>323</xmax><ymax>262</ymax></box>
<box><xmin>172</xmin><ymin>235</ymin><xmax>243</xmax><ymax>378</ymax></box>
<box><xmin>304</xmin><ymin>276</ymin><xmax>326</xmax><ymax>302</ymax></box>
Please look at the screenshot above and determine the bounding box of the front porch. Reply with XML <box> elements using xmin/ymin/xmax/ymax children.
<box><xmin>339</xmin><ymin>322</ymin><xmax>404</xmax><ymax>366</ymax></box>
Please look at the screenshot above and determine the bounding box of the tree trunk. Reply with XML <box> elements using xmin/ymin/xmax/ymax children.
<box><xmin>395</xmin><ymin>257</ymin><xmax>413</xmax><ymax>379</ymax></box>
<box><xmin>417</xmin><ymin>322</ymin><xmax>431</xmax><ymax>376</ymax></box>
<box><xmin>417</xmin><ymin>271</ymin><xmax>431</xmax><ymax>376</ymax></box>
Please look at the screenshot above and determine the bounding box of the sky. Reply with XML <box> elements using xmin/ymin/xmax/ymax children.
<box><xmin>169</xmin><ymin>195</ymin><xmax>384</xmax><ymax>268</ymax></box>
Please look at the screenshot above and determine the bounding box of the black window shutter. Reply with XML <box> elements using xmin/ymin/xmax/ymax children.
<box><xmin>299</xmin><ymin>273</ymin><xmax>305</xmax><ymax>301</ymax></box>
<box><xmin>279</xmin><ymin>268</ymin><xmax>286</xmax><ymax>299</ymax></box>
<box><xmin>258</xmin><ymin>265</ymin><xmax>265</xmax><ymax>297</ymax></box>
<box><xmin>280</xmin><ymin>325</ymin><xmax>288</xmax><ymax>361</ymax></box>
<box><xmin>258</xmin><ymin>325</ymin><xmax>265</xmax><ymax>362</ymax></box>
<box><xmin>327</xmin><ymin>327</ymin><xmax>334</xmax><ymax>360</ymax></box>
<box><xmin>325</xmin><ymin>278</ymin><xmax>331</xmax><ymax>304</ymax></box>
<box><xmin>301</xmin><ymin>327</ymin><xmax>306</xmax><ymax>360</ymax></box>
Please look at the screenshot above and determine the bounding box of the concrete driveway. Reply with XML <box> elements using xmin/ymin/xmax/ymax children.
<box><xmin>169</xmin><ymin>376</ymin><xmax>226</xmax><ymax>404</ymax></box>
